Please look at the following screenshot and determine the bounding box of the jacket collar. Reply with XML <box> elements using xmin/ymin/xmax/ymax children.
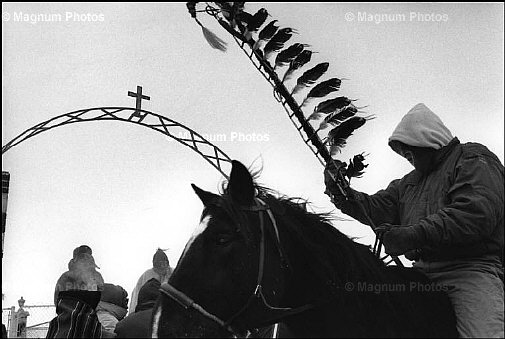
<box><xmin>432</xmin><ymin>137</ymin><xmax>460</xmax><ymax>169</ymax></box>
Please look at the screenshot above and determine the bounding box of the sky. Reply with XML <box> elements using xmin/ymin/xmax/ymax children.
<box><xmin>2</xmin><ymin>2</ymin><xmax>504</xmax><ymax>311</ymax></box>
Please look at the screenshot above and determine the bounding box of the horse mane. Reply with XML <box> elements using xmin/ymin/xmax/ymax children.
<box><xmin>262</xmin><ymin>188</ymin><xmax>391</xmax><ymax>286</ymax></box>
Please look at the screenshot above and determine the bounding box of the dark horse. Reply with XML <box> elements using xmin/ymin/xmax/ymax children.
<box><xmin>152</xmin><ymin>160</ymin><xmax>457</xmax><ymax>337</ymax></box>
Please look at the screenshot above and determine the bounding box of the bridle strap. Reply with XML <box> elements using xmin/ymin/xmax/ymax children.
<box><xmin>225</xmin><ymin>198</ymin><xmax>310</xmax><ymax>330</ymax></box>
<box><xmin>222</xmin><ymin>198</ymin><xmax>271</xmax><ymax>329</ymax></box>
<box><xmin>159</xmin><ymin>283</ymin><xmax>239</xmax><ymax>335</ymax></box>
<box><xmin>256</xmin><ymin>198</ymin><xmax>289</xmax><ymax>268</ymax></box>
<box><xmin>257</xmin><ymin>198</ymin><xmax>288</xmax><ymax>268</ymax></box>
<box><xmin>256</xmin><ymin>199</ymin><xmax>266</xmax><ymax>286</ymax></box>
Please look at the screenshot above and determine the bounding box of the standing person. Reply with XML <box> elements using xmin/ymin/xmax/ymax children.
<box><xmin>47</xmin><ymin>246</ymin><xmax>113</xmax><ymax>338</ymax></box>
<box><xmin>128</xmin><ymin>249</ymin><xmax>172</xmax><ymax>315</ymax></box>
<box><xmin>324</xmin><ymin>103</ymin><xmax>504</xmax><ymax>337</ymax></box>
<box><xmin>115</xmin><ymin>278</ymin><xmax>161</xmax><ymax>338</ymax></box>
<box><xmin>54</xmin><ymin>245</ymin><xmax>105</xmax><ymax>305</ymax></box>
<box><xmin>96</xmin><ymin>283</ymin><xmax>129</xmax><ymax>335</ymax></box>
<box><xmin>15</xmin><ymin>297</ymin><xmax>29</xmax><ymax>338</ymax></box>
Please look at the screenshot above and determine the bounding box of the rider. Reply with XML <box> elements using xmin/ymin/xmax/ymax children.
<box><xmin>324</xmin><ymin>103</ymin><xmax>504</xmax><ymax>337</ymax></box>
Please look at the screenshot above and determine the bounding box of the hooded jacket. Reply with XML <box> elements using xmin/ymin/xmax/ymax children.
<box><xmin>54</xmin><ymin>254</ymin><xmax>105</xmax><ymax>306</ymax></box>
<box><xmin>340</xmin><ymin>103</ymin><xmax>504</xmax><ymax>263</ymax></box>
<box><xmin>96</xmin><ymin>284</ymin><xmax>128</xmax><ymax>333</ymax></box>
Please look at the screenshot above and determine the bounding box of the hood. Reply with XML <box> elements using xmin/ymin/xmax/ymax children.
<box><xmin>100</xmin><ymin>283</ymin><xmax>129</xmax><ymax>309</ymax></box>
<box><xmin>388</xmin><ymin>103</ymin><xmax>453</xmax><ymax>154</ymax></box>
<box><xmin>69</xmin><ymin>253</ymin><xmax>100</xmax><ymax>270</ymax></box>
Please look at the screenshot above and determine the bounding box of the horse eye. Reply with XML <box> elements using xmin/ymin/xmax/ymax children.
<box><xmin>215</xmin><ymin>233</ymin><xmax>233</xmax><ymax>246</ymax></box>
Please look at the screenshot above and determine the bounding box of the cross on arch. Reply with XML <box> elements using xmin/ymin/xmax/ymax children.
<box><xmin>128</xmin><ymin>86</ymin><xmax>150</xmax><ymax>118</ymax></box>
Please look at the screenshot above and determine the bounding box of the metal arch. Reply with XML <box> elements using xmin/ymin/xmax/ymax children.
<box><xmin>1</xmin><ymin>107</ymin><xmax>232</xmax><ymax>179</ymax></box>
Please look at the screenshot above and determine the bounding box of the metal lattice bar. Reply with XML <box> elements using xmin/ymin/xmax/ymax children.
<box><xmin>2</xmin><ymin>107</ymin><xmax>233</xmax><ymax>179</ymax></box>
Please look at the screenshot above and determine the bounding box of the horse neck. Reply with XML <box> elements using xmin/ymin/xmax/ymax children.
<box><xmin>272</xmin><ymin>213</ymin><xmax>404</xmax><ymax>337</ymax></box>
<box><xmin>273</xmin><ymin>208</ymin><xmax>390</xmax><ymax>305</ymax></box>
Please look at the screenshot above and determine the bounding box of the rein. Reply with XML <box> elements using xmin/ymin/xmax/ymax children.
<box><xmin>159</xmin><ymin>197</ymin><xmax>314</xmax><ymax>337</ymax></box>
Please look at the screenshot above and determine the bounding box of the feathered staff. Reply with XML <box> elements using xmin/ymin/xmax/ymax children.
<box><xmin>186</xmin><ymin>2</ymin><xmax>371</xmax><ymax>168</ymax></box>
<box><xmin>185</xmin><ymin>1</ymin><xmax>403</xmax><ymax>267</ymax></box>
<box><xmin>186</xmin><ymin>3</ymin><xmax>372</xmax><ymax>169</ymax></box>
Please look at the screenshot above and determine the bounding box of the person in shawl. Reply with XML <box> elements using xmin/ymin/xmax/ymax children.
<box><xmin>128</xmin><ymin>248</ymin><xmax>172</xmax><ymax>315</ymax></box>
<box><xmin>324</xmin><ymin>103</ymin><xmax>504</xmax><ymax>337</ymax></box>
<box><xmin>53</xmin><ymin>245</ymin><xmax>105</xmax><ymax>306</ymax></box>
<box><xmin>48</xmin><ymin>246</ymin><xmax>112</xmax><ymax>338</ymax></box>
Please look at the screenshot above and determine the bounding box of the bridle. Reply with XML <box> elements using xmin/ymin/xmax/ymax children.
<box><xmin>159</xmin><ymin>197</ymin><xmax>314</xmax><ymax>337</ymax></box>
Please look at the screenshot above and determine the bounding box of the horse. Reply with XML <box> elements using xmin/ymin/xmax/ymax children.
<box><xmin>152</xmin><ymin>160</ymin><xmax>457</xmax><ymax>337</ymax></box>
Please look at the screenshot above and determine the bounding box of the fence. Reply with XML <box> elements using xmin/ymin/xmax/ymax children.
<box><xmin>2</xmin><ymin>304</ymin><xmax>55</xmax><ymax>338</ymax></box>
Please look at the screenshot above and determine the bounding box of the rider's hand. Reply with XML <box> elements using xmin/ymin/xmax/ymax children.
<box><xmin>324</xmin><ymin>160</ymin><xmax>348</xmax><ymax>206</ymax></box>
<box><xmin>379</xmin><ymin>224</ymin><xmax>425</xmax><ymax>256</ymax></box>
<box><xmin>404</xmin><ymin>249</ymin><xmax>421</xmax><ymax>261</ymax></box>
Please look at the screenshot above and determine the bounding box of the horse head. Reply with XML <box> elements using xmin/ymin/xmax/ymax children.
<box><xmin>152</xmin><ymin>160</ymin><xmax>298</xmax><ymax>337</ymax></box>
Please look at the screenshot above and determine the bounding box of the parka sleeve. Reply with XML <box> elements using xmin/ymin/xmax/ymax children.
<box><xmin>339</xmin><ymin>179</ymin><xmax>402</xmax><ymax>227</ymax></box>
<box><xmin>413</xmin><ymin>152</ymin><xmax>504</xmax><ymax>247</ymax></box>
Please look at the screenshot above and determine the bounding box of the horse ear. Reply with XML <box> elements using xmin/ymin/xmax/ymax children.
<box><xmin>228</xmin><ymin>160</ymin><xmax>255</xmax><ymax>206</ymax></box>
<box><xmin>191</xmin><ymin>184</ymin><xmax>218</xmax><ymax>206</ymax></box>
